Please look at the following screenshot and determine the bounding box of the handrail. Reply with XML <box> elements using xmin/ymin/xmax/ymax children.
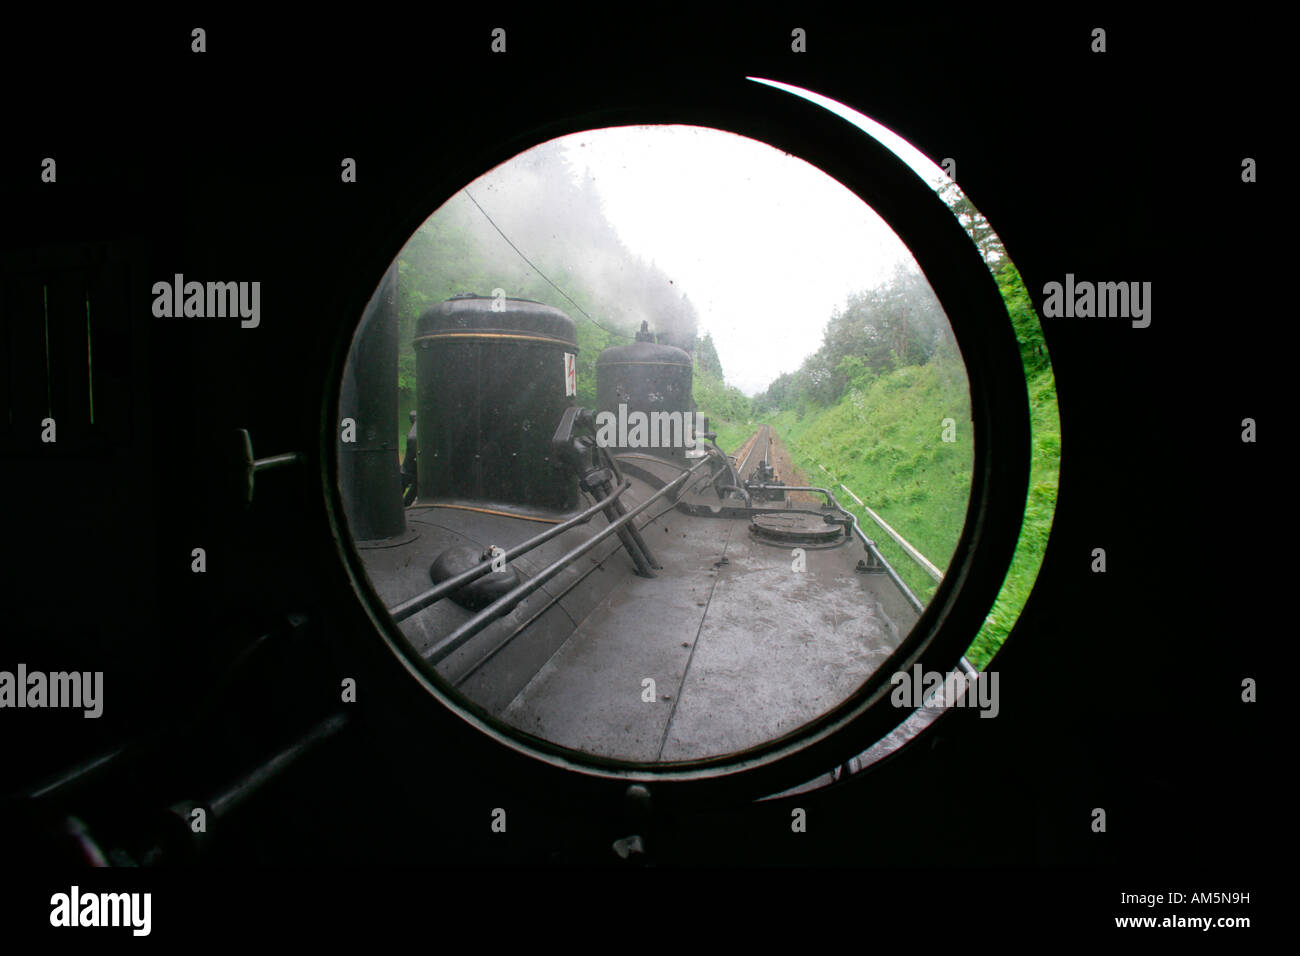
<box><xmin>423</xmin><ymin>454</ymin><xmax>717</xmax><ymax>665</ymax></box>
<box><xmin>817</xmin><ymin>463</ymin><xmax>943</xmax><ymax>583</ymax></box>
<box><xmin>387</xmin><ymin>479</ymin><xmax>631</xmax><ymax>623</ymax></box>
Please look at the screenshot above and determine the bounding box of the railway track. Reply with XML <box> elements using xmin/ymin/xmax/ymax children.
<box><xmin>735</xmin><ymin>423</ymin><xmax>772</xmax><ymax>481</ymax></box>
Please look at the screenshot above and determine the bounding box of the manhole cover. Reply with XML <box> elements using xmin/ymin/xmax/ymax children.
<box><xmin>749</xmin><ymin>511</ymin><xmax>844</xmax><ymax>547</ymax></box>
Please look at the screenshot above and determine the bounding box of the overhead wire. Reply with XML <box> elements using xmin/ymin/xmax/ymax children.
<box><xmin>463</xmin><ymin>189</ymin><xmax>632</xmax><ymax>340</ymax></box>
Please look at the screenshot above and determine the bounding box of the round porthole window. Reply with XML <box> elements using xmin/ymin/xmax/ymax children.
<box><xmin>326</xmin><ymin>80</ymin><xmax>1047</xmax><ymax>803</ymax></box>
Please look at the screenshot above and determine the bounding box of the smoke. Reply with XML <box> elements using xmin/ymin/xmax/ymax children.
<box><xmin>422</xmin><ymin>137</ymin><xmax>699</xmax><ymax>351</ymax></box>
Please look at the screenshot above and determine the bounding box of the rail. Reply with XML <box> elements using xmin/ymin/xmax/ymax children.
<box><xmin>422</xmin><ymin>453</ymin><xmax>719</xmax><ymax>665</ymax></box>
<box><xmin>206</xmin><ymin>713</ymin><xmax>349</xmax><ymax>819</ymax></box>
<box><xmin>818</xmin><ymin>463</ymin><xmax>943</xmax><ymax>583</ymax></box>
<box><xmin>386</xmin><ymin>479</ymin><xmax>632</xmax><ymax>623</ymax></box>
<box><xmin>735</xmin><ymin>424</ymin><xmax>770</xmax><ymax>479</ymax></box>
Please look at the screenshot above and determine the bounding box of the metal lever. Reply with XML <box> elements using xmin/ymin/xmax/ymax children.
<box><xmin>552</xmin><ymin>407</ymin><xmax>661</xmax><ymax>577</ymax></box>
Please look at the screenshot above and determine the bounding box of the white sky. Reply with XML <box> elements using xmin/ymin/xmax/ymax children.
<box><xmin>547</xmin><ymin>81</ymin><xmax>954</xmax><ymax>395</ymax></box>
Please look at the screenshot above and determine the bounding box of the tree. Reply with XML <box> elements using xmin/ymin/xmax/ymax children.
<box><xmin>938</xmin><ymin>179</ymin><xmax>1005</xmax><ymax>266</ymax></box>
<box><xmin>994</xmin><ymin>259</ymin><xmax>1049</xmax><ymax>375</ymax></box>
<box><xmin>754</xmin><ymin>263</ymin><xmax>952</xmax><ymax>411</ymax></box>
<box><xmin>695</xmin><ymin>332</ymin><xmax>723</xmax><ymax>379</ymax></box>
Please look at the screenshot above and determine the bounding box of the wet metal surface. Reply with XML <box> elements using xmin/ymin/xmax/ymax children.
<box><xmin>357</xmin><ymin>447</ymin><xmax>920</xmax><ymax>763</ymax></box>
<box><xmin>499</xmin><ymin>499</ymin><xmax>726</xmax><ymax>760</ymax></box>
<box><xmin>502</xmin><ymin>486</ymin><xmax>915</xmax><ymax>761</ymax></box>
<box><xmin>659</xmin><ymin>528</ymin><xmax>904</xmax><ymax>760</ymax></box>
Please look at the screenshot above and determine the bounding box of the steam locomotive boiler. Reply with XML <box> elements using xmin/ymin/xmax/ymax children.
<box><xmin>342</xmin><ymin>293</ymin><xmax>923</xmax><ymax>763</ymax></box>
